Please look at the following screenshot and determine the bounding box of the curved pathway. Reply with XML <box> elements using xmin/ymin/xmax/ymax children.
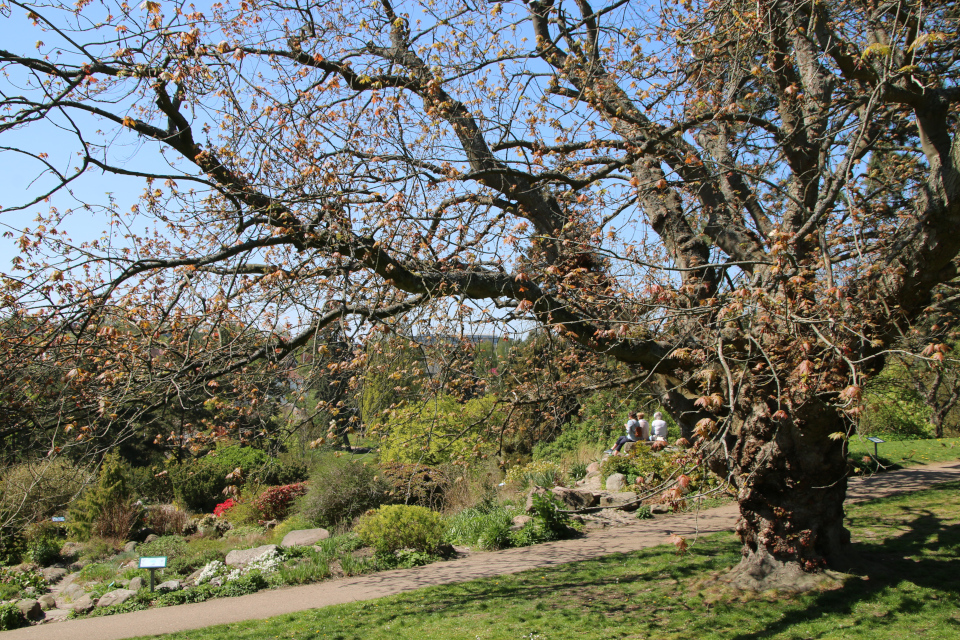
<box><xmin>7</xmin><ymin>460</ymin><xmax>960</xmax><ymax>640</ymax></box>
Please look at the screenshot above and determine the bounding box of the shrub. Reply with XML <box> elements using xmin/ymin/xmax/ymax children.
<box><xmin>379</xmin><ymin>395</ymin><xmax>503</xmax><ymax>465</ymax></box>
<box><xmin>504</xmin><ymin>460</ymin><xmax>565</xmax><ymax>490</ymax></box>
<box><xmin>93</xmin><ymin>499</ymin><xmax>144</xmax><ymax>541</ymax></box>
<box><xmin>0</xmin><ymin>459</ymin><xmax>87</xmax><ymax>531</ymax></box>
<box><xmin>299</xmin><ymin>457</ymin><xmax>391</xmax><ymax>530</ymax></box>
<box><xmin>68</xmin><ymin>453</ymin><xmax>136</xmax><ymax>541</ymax></box>
<box><xmin>252</xmin><ymin>483</ymin><xmax>308</xmax><ymax>521</ymax></box>
<box><xmin>378</xmin><ymin>462</ymin><xmax>451</xmax><ymax>510</ymax></box>
<box><xmin>23</xmin><ymin>521</ymin><xmax>63</xmax><ymax>566</ymax></box>
<box><xmin>223</xmin><ymin>501</ymin><xmax>260</xmax><ymax>527</ymax></box>
<box><xmin>0</xmin><ymin>528</ymin><xmax>25</xmax><ymax>566</ymax></box>
<box><xmin>170</xmin><ymin>445</ymin><xmax>308</xmax><ymax>513</ymax></box>
<box><xmin>354</xmin><ymin>505</ymin><xmax>446</xmax><ymax>555</ymax></box>
<box><xmin>509</xmin><ymin>493</ymin><xmax>578</xmax><ymax>547</ymax></box>
<box><xmin>0</xmin><ymin>603</ymin><xmax>27</xmax><ymax>631</ymax></box>
<box><xmin>145</xmin><ymin>505</ymin><xmax>189</xmax><ymax>536</ymax></box>
<box><xmin>213</xmin><ymin>499</ymin><xmax>237</xmax><ymax>518</ymax></box>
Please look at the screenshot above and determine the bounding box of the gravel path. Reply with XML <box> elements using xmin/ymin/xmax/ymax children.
<box><xmin>7</xmin><ymin>460</ymin><xmax>959</xmax><ymax>640</ymax></box>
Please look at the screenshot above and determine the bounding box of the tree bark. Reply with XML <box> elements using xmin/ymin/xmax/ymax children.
<box><xmin>725</xmin><ymin>395</ymin><xmax>851</xmax><ymax>589</ymax></box>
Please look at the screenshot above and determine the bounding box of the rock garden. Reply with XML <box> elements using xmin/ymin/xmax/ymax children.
<box><xmin>0</xmin><ymin>433</ymin><xmax>728</xmax><ymax>630</ymax></box>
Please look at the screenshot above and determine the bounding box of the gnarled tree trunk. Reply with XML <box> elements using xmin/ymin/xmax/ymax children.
<box><xmin>725</xmin><ymin>395</ymin><xmax>851</xmax><ymax>590</ymax></box>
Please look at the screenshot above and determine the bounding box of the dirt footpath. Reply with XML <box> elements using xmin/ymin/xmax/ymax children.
<box><xmin>7</xmin><ymin>460</ymin><xmax>959</xmax><ymax>640</ymax></box>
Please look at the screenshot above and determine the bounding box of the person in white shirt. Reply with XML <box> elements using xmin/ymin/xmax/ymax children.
<box><xmin>650</xmin><ymin>412</ymin><xmax>668</xmax><ymax>441</ymax></box>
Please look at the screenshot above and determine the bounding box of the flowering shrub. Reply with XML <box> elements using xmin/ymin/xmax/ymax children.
<box><xmin>196</xmin><ymin>549</ymin><xmax>282</xmax><ymax>585</ymax></box>
<box><xmin>252</xmin><ymin>483</ymin><xmax>308</xmax><ymax>521</ymax></box>
<box><xmin>213</xmin><ymin>499</ymin><xmax>237</xmax><ymax>518</ymax></box>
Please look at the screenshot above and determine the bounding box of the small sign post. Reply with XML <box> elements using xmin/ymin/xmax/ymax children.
<box><xmin>138</xmin><ymin>556</ymin><xmax>167</xmax><ymax>592</ymax></box>
<box><xmin>866</xmin><ymin>436</ymin><xmax>885</xmax><ymax>459</ymax></box>
<box><xmin>51</xmin><ymin>516</ymin><xmax>65</xmax><ymax>522</ymax></box>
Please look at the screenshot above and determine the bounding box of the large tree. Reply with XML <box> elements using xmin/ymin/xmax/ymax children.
<box><xmin>3</xmin><ymin>0</ymin><xmax>960</xmax><ymax>586</ymax></box>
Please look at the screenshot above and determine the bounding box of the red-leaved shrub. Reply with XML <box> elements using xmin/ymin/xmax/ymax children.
<box><xmin>253</xmin><ymin>483</ymin><xmax>308</xmax><ymax>521</ymax></box>
<box><xmin>213</xmin><ymin>498</ymin><xmax>236</xmax><ymax>518</ymax></box>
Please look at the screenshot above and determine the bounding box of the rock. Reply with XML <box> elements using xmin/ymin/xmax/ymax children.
<box><xmin>56</xmin><ymin>582</ymin><xmax>87</xmax><ymax>607</ymax></box>
<box><xmin>586</xmin><ymin>462</ymin><xmax>601</xmax><ymax>474</ymax></box>
<box><xmin>68</xmin><ymin>562</ymin><xmax>84</xmax><ymax>572</ymax></box>
<box><xmin>41</xmin><ymin>567</ymin><xmax>67</xmax><ymax>584</ymax></box>
<box><xmin>59</xmin><ymin>573</ymin><xmax>78</xmax><ymax>589</ymax></box>
<box><xmin>621</xmin><ymin>441</ymin><xmax>638</xmax><ymax>454</ymax></box>
<box><xmin>128</xmin><ymin>576</ymin><xmax>144</xmax><ymax>591</ymax></box>
<box><xmin>281</xmin><ymin>528</ymin><xmax>330</xmax><ymax>548</ymax></box>
<box><xmin>225</xmin><ymin>544</ymin><xmax>277</xmax><ymax>566</ymax></box>
<box><xmin>605</xmin><ymin>473</ymin><xmax>627</xmax><ymax>492</ymax></box>
<box><xmin>143</xmin><ymin>534</ymin><xmax>159</xmax><ymax>544</ymax></box>
<box><xmin>512</xmin><ymin>515</ymin><xmax>532</xmax><ymax>528</ymax></box>
<box><xmin>650</xmin><ymin>504</ymin><xmax>671</xmax><ymax>515</ymax></box>
<box><xmin>38</xmin><ymin>594</ymin><xmax>56</xmax><ymax>610</ymax></box>
<box><xmin>523</xmin><ymin>486</ymin><xmax>549</xmax><ymax>514</ymax></box>
<box><xmin>599</xmin><ymin>491</ymin><xmax>638</xmax><ymax>509</ymax></box>
<box><xmin>60</xmin><ymin>541</ymin><xmax>83</xmax><ymax>560</ymax></box>
<box><xmin>124</xmin><ymin>541</ymin><xmax>138</xmax><ymax>553</ymax></box>
<box><xmin>262</xmin><ymin>520</ymin><xmax>279</xmax><ymax>530</ymax></box>
<box><xmin>23</xmin><ymin>586</ymin><xmax>36</xmax><ymax>596</ymax></box>
<box><xmin>551</xmin><ymin>486</ymin><xmax>600</xmax><ymax>510</ymax></box>
<box><xmin>186</xmin><ymin>569</ymin><xmax>203</xmax><ymax>586</ymax></box>
<box><xmin>156</xmin><ymin>580</ymin><xmax>180</xmax><ymax>592</ymax></box>
<box><xmin>16</xmin><ymin>598</ymin><xmax>43</xmax><ymax>621</ymax></box>
<box><xmin>96</xmin><ymin>588</ymin><xmax>137</xmax><ymax>609</ymax></box>
<box><xmin>71</xmin><ymin>594</ymin><xmax>96</xmax><ymax>614</ymax></box>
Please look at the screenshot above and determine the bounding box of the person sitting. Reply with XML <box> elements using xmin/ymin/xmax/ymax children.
<box><xmin>650</xmin><ymin>411</ymin><xmax>668</xmax><ymax>441</ymax></box>
<box><xmin>609</xmin><ymin>412</ymin><xmax>640</xmax><ymax>454</ymax></box>
<box><xmin>636</xmin><ymin>413</ymin><xmax>650</xmax><ymax>442</ymax></box>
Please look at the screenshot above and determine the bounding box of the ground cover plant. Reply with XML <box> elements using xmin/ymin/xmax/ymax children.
<box><xmin>135</xmin><ymin>481</ymin><xmax>960</xmax><ymax>640</ymax></box>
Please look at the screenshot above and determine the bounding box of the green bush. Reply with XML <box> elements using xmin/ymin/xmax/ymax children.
<box><xmin>170</xmin><ymin>445</ymin><xmax>308</xmax><ymax>513</ymax></box>
<box><xmin>23</xmin><ymin>521</ymin><xmax>62</xmax><ymax>566</ymax></box>
<box><xmin>354</xmin><ymin>505</ymin><xmax>446</xmax><ymax>555</ymax></box>
<box><xmin>299</xmin><ymin>457</ymin><xmax>391</xmax><ymax>530</ymax></box>
<box><xmin>0</xmin><ymin>528</ymin><xmax>25</xmax><ymax>566</ymax></box>
<box><xmin>379</xmin><ymin>395</ymin><xmax>503</xmax><ymax>465</ymax></box>
<box><xmin>68</xmin><ymin>453</ymin><xmax>137</xmax><ymax>541</ymax></box>
<box><xmin>0</xmin><ymin>459</ymin><xmax>87</xmax><ymax>531</ymax></box>
<box><xmin>0</xmin><ymin>603</ymin><xmax>27</xmax><ymax>631</ymax></box>
<box><xmin>509</xmin><ymin>493</ymin><xmax>579</xmax><ymax>547</ymax></box>
<box><xmin>0</xmin><ymin>567</ymin><xmax>46</xmax><ymax>592</ymax></box>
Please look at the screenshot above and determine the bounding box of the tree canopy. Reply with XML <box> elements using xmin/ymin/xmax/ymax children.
<box><xmin>3</xmin><ymin>0</ymin><xmax>960</xmax><ymax>586</ymax></box>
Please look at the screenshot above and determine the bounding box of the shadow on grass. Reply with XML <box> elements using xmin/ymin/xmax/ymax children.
<box><xmin>728</xmin><ymin>489</ymin><xmax>960</xmax><ymax>640</ymax></box>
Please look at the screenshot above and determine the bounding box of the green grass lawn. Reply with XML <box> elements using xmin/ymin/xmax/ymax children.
<box><xmin>139</xmin><ymin>481</ymin><xmax>960</xmax><ymax>640</ymax></box>
<box><xmin>848</xmin><ymin>436</ymin><xmax>960</xmax><ymax>468</ymax></box>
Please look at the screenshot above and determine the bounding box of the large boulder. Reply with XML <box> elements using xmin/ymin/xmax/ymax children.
<box><xmin>71</xmin><ymin>594</ymin><xmax>96</xmax><ymax>614</ymax></box>
<box><xmin>225</xmin><ymin>544</ymin><xmax>277</xmax><ymax>566</ymax></box>
<box><xmin>37</xmin><ymin>594</ymin><xmax>56</xmax><ymax>610</ymax></box>
<box><xmin>16</xmin><ymin>599</ymin><xmax>43</xmax><ymax>621</ymax></box>
<box><xmin>41</xmin><ymin>567</ymin><xmax>67</xmax><ymax>584</ymax></box>
<box><xmin>605</xmin><ymin>473</ymin><xmax>627</xmax><ymax>492</ymax></box>
<box><xmin>96</xmin><ymin>588</ymin><xmax>137</xmax><ymax>609</ymax></box>
<box><xmin>281</xmin><ymin>528</ymin><xmax>330</xmax><ymax>548</ymax></box>
<box><xmin>123</xmin><ymin>541</ymin><xmax>138</xmax><ymax>553</ymax></box>
<box><xmin>551</xmin><ymin>486</ymin><xmax>600</xmax><ymax>510</ymax></box>
<box><xmin>586</xmin><ymin>462</ymin><xmax>601</xmax><ymax>474</ymax></box>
